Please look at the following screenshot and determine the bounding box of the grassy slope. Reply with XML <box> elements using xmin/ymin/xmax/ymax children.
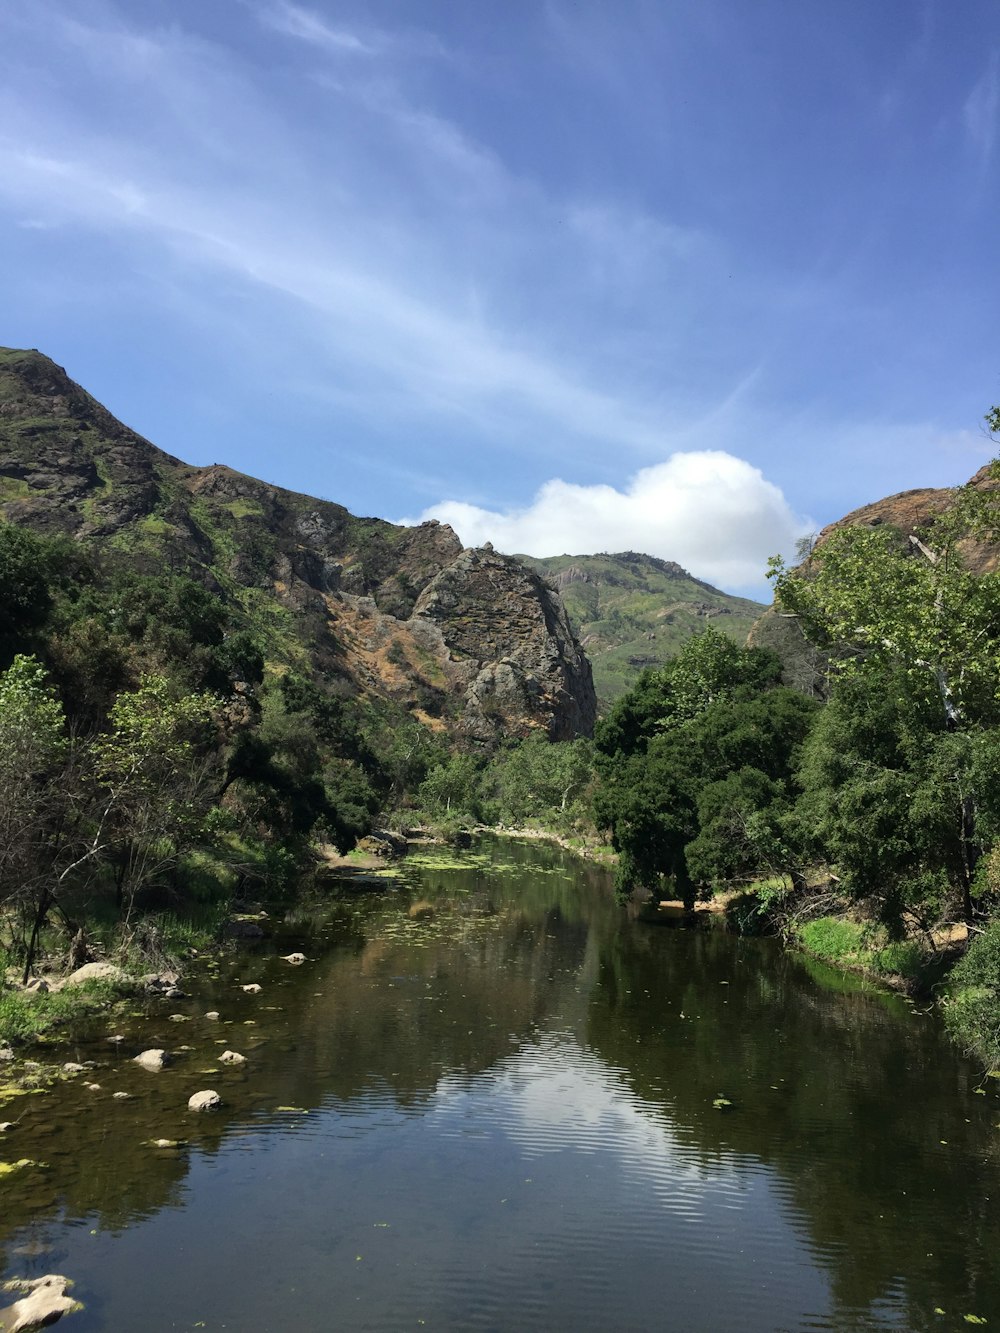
<box><xmin>520</xmin><ymin>552</ymin><xmax>766</xmax><ymax>705</ymax></box>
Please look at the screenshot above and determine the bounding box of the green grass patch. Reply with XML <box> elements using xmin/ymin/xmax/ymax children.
<box><xmin>798</xmin><ymin>917</ymin><xmax>865</xmax><ymax>964</ymax></box>
<box><xmin>0</xmin><ymin>977</ymin><xmax>140</xmax><ymax>1048</ymax></box>
<box><xmin>221</xmin><ymin>498</ymin><xmax>265</xmax><ymax>520</ymax></box>
<box><xmin>795</xmin><ymin>915</ymin><xmax>934</xmax><ymax>989</ymax></box>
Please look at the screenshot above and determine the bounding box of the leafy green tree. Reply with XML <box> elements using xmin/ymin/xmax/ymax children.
<box><xmin>0</xmin><ymin>656</ymin><xmax>72</xmax><ymax>974</ymax></box>
<box><xmin>419</xmin><ymin>753</ymin><xmax>484</xmax><ymax>821</ymax></box>
<box><xmin>94</xmin><ymin>675</ymin><xmax>218</xmax><ymax>923</ymax></box>
<box><xmin>481</xmin><ymin>735</ymin><xmax>595</xmax><ymax>828</ymax></box>
<box><xmin>797</xmin><ymin>667</ymin><xmax>1000</xmax><ymax>930</ymax></box>
<box><xmin>594</xmin><ymin>632</ymin><xmax>810</xmax><ymax>907</ymax></box>
<box><xmin>770</xmin><ymin>468</ymin><xmax>1000</xmax><ymax>924</ymax></box>
<box><xmin>767</xmin><ymin>472</ymin><xmax>1000</xmax><ymax>728</ymax></box>
<box><xmin>686</xmin><ymin>768</ymin><xmax>792</xmax><ymax>888</ymax></box>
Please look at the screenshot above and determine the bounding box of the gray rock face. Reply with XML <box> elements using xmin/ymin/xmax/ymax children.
<box><xmin>413</xmin><ymin>546</ymin><xmax>596</xmax><ymax>741</ymax></box>
<box><xmin>188</xmin><ymin>1090</ymin><xmax>222</xmax><ymax>1112</ymax></box>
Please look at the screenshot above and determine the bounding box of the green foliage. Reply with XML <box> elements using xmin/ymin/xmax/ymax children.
<box><xmin>520</xmin><ymin>552</ymin><xmax>766</xmax><ymax>704</ymax></box>
<box><xmin>480</xmin><ymin>735</ymin><xmax>596</xmax><ymax>830</ymax></box>
<box><xmin>419</xmin><ymin>754</ymin><xmax>485</xmax><ymax>822</ymax></box>
<box><xmin>943</xmin><ymin>921</ymin><xmax>1000</xmax><ymax>1066</ymax></box>
<box><xmin>0</xmin><ymin>653</ymin><xmax>68</xmax><ymax>778</ymax></box>
<box><xmin>768</xmin><ymin>480</ymin><xmax>1000</xmax><ymax>727</ymax></box>
<box><xmin>0</xmin><ymin>524</ymin><xmax>56</xmax><ymax>656</ymax></box>
<box><xmin>797</xmin><ymin>917</ymin><xmax>865</xmax><ymax>965</ymax></box>
<box><xmin>594</xmin><ymin>631</ymin><xmax>816</xmax><ymax>906</ymax></box>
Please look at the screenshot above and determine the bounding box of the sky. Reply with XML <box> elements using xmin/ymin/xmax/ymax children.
<box><xmin>1</xmin><ymin>0</ymin><xmax>998</xmax><ymax>598</ymax></box>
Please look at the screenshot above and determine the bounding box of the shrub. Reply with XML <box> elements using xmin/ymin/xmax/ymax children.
<box><xmin>943</xmin><ymin>920</ymin><xmax>1000</xmax><ymax>1067</ymax></box>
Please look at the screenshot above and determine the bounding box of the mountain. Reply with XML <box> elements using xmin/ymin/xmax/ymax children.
<box><xmin>519</xmin><ymin>551</ymin><xmax>767</xmax><ymax>704</ymax></box>
<box><xmin>0</xmin><ymin>348</ymin><xmax>595</xmax><ymax>743</ymax></box>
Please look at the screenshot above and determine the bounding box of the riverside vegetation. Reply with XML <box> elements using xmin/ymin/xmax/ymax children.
<box><xmin>4</xmin><ymin>370</ymin><xmax>1000</xmax><ymax>1078</ymax></box>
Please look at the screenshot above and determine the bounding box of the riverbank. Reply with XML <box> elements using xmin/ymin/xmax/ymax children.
<box><xmin>2</xmin><ymin>828</ymin><xmax>992</xmax><ymax>1071</ymax></box>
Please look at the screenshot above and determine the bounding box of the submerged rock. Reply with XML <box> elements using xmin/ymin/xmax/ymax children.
<box><xmin>241</xmin><ymin>984</ymin><xmax>262</xmax><ymax>994</ymax></box>
<box><xmin>204</xmin><ymin>1011</ymin><xmax>221</xmax><ymax>1021</ymax></box>
<box><xmin>218</xmin><ymin>1050</ymin><xmax>246</xmax><ymax>1066</ymax></box>
<box><xmin>0</xmin><ymin>1274</ymin><xmax>82</xmax><ymax>1331</ymax></box>
<box><xmin>188</xmin><ymin>1090</ymin><xmax>221</xmax><ymax>1112</ymax></box>
<box><xmin>133</xmin><ymin>1049</ymin><xmax>168</xmax><ymax>1072</ymax></box>
<box><xmin>281</xmin><ymin>953</ymin><xmax>306</xmax><ymax>965</ymax></box>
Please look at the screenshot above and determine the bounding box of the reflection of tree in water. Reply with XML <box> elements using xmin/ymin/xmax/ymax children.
<box><xmin>0</xmin><ymin>838</ymin><xmax>617</xmax><ymax>1267</ymax></box>
<box><xmin>586</xmin><ymin>922</ymin><xmax>1000</xmax><ymax>1331</ymax></box>
<box><xmin>264</xmin><ymin>840</ymin><xmax>617</xmax><ymax>1110</ymax></box>
<box><xmin>5</xmin><ymin>836</ymin><xmax>996</xmax><ymax>1333</ymax></box>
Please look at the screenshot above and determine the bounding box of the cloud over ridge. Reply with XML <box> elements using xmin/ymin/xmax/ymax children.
<box><xmin>405</xmin><ymin>451</ymin><xmax>809</xmax><ymax>593</ymax></box>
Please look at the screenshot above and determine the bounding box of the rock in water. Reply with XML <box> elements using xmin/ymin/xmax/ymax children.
<box><xmin>1</xmin><ymin>1274</ymin><xmax>82</xmax><ymax>1331</ymax></box>
<box><xmin>281</xmin><ymin>953</ymin><xmax>306</xmax><ymax>965</ymax></box>
<box><xmin>218</xmin><ymin>1050</ymin><xmax>247</xmax><ymax>1066</ymax></box>
<box><xmin>133</xmin><ymin>1049</ymin><xmax>168</xmax><ymax>1072</ymax></box>
<box><xmin>188</xmin><ymin>1090</ymin><xmax>222</xmax><ymax>1112</ymax></box>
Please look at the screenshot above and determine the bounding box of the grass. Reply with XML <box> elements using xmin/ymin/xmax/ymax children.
<box><xmin>795</xmin><ymin>916</ymin><xmax>933</xmax><ymax>990</ymax></box>
<box><xmin>0</xmin><ymin>977</ymin><xmax>140</xmax><ymax>1048</ymax></box>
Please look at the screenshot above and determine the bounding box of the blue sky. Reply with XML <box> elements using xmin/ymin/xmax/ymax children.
<box><xmin>1</xmin><ymin>1</ymin><xmax>998</xmax><ymax>596</ymax></box>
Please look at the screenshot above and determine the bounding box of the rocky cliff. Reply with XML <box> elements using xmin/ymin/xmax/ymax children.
<box><xmin>0</xmin><ymin>347</ymin><xmax>595</xmax><ymax>742</ymax></box>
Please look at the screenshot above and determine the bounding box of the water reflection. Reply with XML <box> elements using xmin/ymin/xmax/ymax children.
<box><xmin>0</xmin><ymin>838</ymin><xmax>998</xmax><ymax>1331</ymax></box>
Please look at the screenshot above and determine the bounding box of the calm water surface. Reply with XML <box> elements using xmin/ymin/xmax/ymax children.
<box><xmin>2</xmin><ymin>837</ymin><xmax>1000</xmax><ymax>1332</ymax></box>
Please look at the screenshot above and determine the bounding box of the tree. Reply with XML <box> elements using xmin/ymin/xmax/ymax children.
<box><xmin>767</xmin><ymin>470</ymin><xmax>1000</xmax><ymax>728</ymax></box>
<box><xmin>593</xmin><ymin>632</ymin><xmax>812</xmax><ymax>908</ymax></box>
<box><xmin>769</xmin><ymin>467</ymin><xmax>1000</xmax><ymax>923</ymax></box>
<box><xmin>481</xmin><ymin>735</ymin><xmax>595</xmax><ymax>828</ymax></box>
<box><xmin>94</xmin><ymin>675</ymin><xmax>218</xmax><ymax>925</ymax></box>
<box><xmin>0</xmin><ymin>655</ymin><xmax>71</xmax><ymax>974</ymax></box>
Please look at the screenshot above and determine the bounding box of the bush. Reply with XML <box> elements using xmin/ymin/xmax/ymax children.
<box><xmin>943</xmin><ymin>920</ymin><xmax>1000</xmax><ymax>1067</ymax></box>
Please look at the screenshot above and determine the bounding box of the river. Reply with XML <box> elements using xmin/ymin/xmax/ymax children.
<box><xmin>1</xmin><ymin>837</ymin><xmax>999</xmax><ymax>1331</ymax></box>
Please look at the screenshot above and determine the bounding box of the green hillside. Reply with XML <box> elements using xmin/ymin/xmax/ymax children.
<box><xmin>520</xmin><ymin>551</ymin><xmax>767</xmax><ymax>705</ymax></box>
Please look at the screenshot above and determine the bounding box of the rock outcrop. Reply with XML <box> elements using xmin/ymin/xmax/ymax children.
<box><xmin>0</xmin><ymin>348</ymin><xmax>596</xmax><ymax>741</ymax></box>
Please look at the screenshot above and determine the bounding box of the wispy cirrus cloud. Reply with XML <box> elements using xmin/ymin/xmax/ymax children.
<box><xmin>258</xmin><ymin>2</ymin><xmax>375</xmax><ymax>54</ymax></box>
<box><xmin>964</xmin><ymin>52</ymin><xmax>999</xmax><ymax>176</ymax></box>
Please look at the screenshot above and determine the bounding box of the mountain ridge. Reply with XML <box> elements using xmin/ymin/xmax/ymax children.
<box><xmin>0</xmin><ymin>347</ymin><xmax>595</xmax><ymax>743</ymax></box>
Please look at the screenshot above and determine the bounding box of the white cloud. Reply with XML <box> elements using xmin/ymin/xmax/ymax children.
<box><xmin>404</xmin><ymin>450</ymin><xmax>810</xmax><ymax>592</ymax></box>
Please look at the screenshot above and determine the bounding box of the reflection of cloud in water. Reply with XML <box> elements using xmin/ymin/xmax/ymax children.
<box><xmin>438</xmin><ymin>1030</ymin><xmax>733</xmax><ymax>1174</ymax></box>
<box><xmin>429</xmin><ymin>1031</ymin><xmax>830</xmax><ymax>1324</ymax></box>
